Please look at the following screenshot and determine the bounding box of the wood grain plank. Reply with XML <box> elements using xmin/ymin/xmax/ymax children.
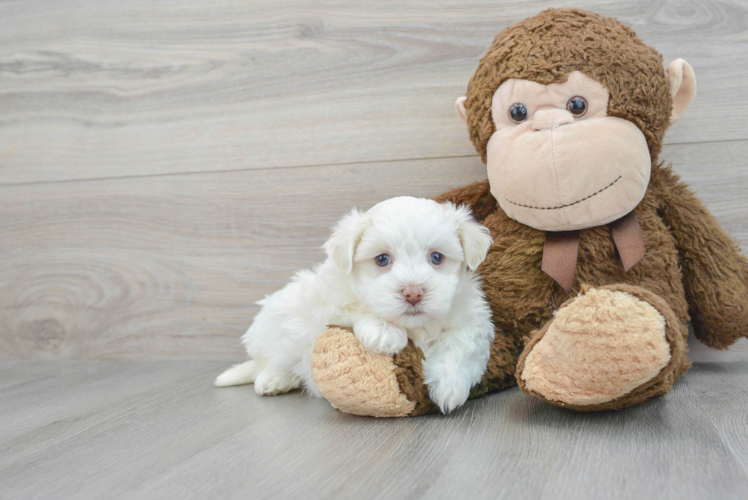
<box><xmin>0</xmin><ymin>156</ymin><xmax>487</xmax><ymax>360</ymax></box>
<box><xmin>688</xmin><ymin>337</ymin><xmax>748</xmax><ymax>479</ymax></box>
<box><xmin>2</xmin><ymin>359</ymin><xmax>748</xmax><ymax>499</ymax></box>
<box><xmin>2</xmin><ymin>140</ymin><xmax>748</xmax><ymax>360</ymax></box>
<box><xmin>0</xmin><ymin>0</ymin><xmax>746</xmax><ymax>184</ymax></box>
<box><xmin>0</xmin><ymin>360</ymin><xmax>303</xmax><ymax>499</ymax></box>
<box><xmin>418</xmin><ymin>379</ymin><xmax>748</xmax><ymax>500</ymax></box>
<box><xmin>0</xmin><ymin>361</ymin><xmax>228</xmax><ymax>471</ymax></box>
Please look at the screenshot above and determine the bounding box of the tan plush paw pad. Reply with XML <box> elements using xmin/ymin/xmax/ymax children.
<box><xmin>311</xmin><ymin>327</ymin><xmax>415</xmax><ymax>417</ymax></box>
<box><xmin>520</xmin><ymin>288</ymin><xmax>671</xmax><ymax>406</ymax></box>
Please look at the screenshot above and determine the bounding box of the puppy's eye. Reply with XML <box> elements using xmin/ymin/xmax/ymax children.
<box><xmin>430</xmin><ymin>252</ymin><xmax>444</xmax><ymax>266</ymax></box>
<box><xmin>567</xmin><ymin>96</ymin><xmax>587</xmax><ymax>117</ymax></box>
<box><xmin>375</xmin><ymin>254</ymin><xmax>391</xmax><ymax>267</ymax></box>
<box><xmin>509</xmin><ymin>103</ymin><xmax>528</xmax><ymax>123</ymax></box>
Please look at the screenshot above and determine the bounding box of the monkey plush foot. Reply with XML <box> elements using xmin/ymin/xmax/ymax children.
<box><xmin>517</xmin><ymin>284</ymin><xmax>690</xmax><ymax>411</ymax></box>
<box><xmin>311</xmin><ymin>327</ymin><xmax>437</xmax><ymax>417</ymax></box>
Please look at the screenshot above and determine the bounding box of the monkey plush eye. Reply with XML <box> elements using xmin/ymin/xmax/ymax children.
<box><xmin>375</xmin><ymin>254</ymin><xmax>391</xmax><ymax>267</ymax></box>
<box><xmin>567</xmin><ymin>96</ymin><xmax>588</xmax><ymax>117</ymax></box>
<box><xmin>430</xmin><ymin>252</ymin><xmax>444</xmax><ymax>265</ymax></box>
<box><xmin>509</xmin><ymin>103</ymin><xmax>528</xmax><ymax>123</ymax></box>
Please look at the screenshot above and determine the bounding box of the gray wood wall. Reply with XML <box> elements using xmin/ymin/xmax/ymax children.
<box><xmin>1</xmin><ymin>0</ymin><xmax>747</xmax><ymax>360</ymax></box>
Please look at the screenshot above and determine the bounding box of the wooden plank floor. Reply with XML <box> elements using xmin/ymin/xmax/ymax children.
<box><xmin>2</xmin><ymin>337</ymin><xmax>748</xmax><ymax>500</ymax></box>
<box><xmin>1</xmin><ymin>0</ymin><xmax>748</xmax><ymax>361</ymax></box>
<box><xmin>0</xmin><ymin>0</ymin><xmax>746</xmax><ymax>186</ymax></box>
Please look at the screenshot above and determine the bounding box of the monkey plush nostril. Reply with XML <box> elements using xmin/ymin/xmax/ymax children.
<box><xmin>532</xmin><ymin>108</ymin><xmax>575</xmax><ymax>131</ymax></box>
<box><xmin>402</xmin><ymin>285</ymin><xmax>424</xmax><ymax>306</ymax></box>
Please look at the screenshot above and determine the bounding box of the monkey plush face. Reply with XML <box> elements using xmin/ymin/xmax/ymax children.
<box><xmin>456</xmin><ymin>8</ymin><xmax>696</xmax><ymax>232</ymax></box>
<box><xmin>483</xmin><ymin>71</ymin><xmax>650</xmax><ymax>231</ymax></box>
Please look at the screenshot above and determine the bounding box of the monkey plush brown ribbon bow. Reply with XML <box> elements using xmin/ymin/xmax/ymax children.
<box><xmin>541</xmin><ymin>211</ymin><xmax>646</xmax><ymax>292</ymax></box>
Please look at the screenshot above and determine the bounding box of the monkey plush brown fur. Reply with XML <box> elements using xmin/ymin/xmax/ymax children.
<box><xmin>310</xmin><ymin>8</ymin><xmax>748</xmax><ymax>416</ymax></box>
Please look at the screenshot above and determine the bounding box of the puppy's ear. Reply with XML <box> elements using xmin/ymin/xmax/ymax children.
<box><xmin>454</xmin><ymin>205</ymin><xmax>493</xmax><ymax>270</ymax></box>
<box><xmin>323</xmin><ymin>209</ymin><xmax>370</xmax><ymax>274</ymax></box>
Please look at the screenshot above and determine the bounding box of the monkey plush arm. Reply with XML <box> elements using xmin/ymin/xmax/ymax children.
<box><xmin>433</xmin><ymin>180</ymin><xmax>497</xmax><ymax>223</ymax></box>
<box><xmin>655</xmin><ymin>166</ymin><xmax>748</xmax><ymax>349</ymax></box>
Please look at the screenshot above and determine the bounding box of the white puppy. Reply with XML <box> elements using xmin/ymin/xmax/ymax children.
<box><xmin>215</xmin><ymin>196</ymin><xmax>495</xmax><ymax>413</ymax></box>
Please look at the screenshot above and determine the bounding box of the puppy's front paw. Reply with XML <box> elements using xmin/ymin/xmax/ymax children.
<box><xmin>427</xmin><ymin>372</ymin><xmax>472</xmax><ymax>414</ymax></box>
<box><xmin>354</xmin><ymin>317</ymin><xmax>408</xmax><ymax>354</ymax></box>
<box><xmin>254</xmin><ymin>368</ymin><xmax>298</xmax><ymax>396</ymax></box>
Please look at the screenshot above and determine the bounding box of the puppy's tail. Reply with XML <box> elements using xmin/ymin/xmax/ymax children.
<box><xmin>214</xmin><ymin>360</ymin><xmax>256</xmax><ymax>387</ymax></box>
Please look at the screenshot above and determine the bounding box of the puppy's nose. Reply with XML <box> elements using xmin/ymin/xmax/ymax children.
<box><xmin>402</xmin><ymin>285</ymin><xmax>424</xmax><ymax>305</ymax></box>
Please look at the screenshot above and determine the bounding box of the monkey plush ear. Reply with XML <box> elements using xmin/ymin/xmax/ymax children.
<box><xmin>455</xmin><ymin>96</ymin><xmax>468</xmax><ymax>125</ymax></box>
<box><xmin>666</xmin><ymin>59</ymin><xmax>696</xmax><ymax>124</ymax></box>
<box><xmin>323</xmin><ymin>209</ymin><xmax>369</xmax><ymax>275</ymax></box>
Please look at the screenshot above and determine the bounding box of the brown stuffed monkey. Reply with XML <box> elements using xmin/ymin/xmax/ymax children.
<box><xmin>310</xmin><ymin>8</ymin><xmax>748</xmax><ymax>416</ymax></box>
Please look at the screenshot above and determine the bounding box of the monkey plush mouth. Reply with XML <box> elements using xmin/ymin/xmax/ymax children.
<box><xmin>504</xmin><ymin>175</ymin><xmax>622</xmax><ymax>211</ymax></box>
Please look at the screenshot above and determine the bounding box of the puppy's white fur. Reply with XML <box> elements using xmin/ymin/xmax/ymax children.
<box><xmin>215</xmin><ymin>197</ymin><xmax>495</xmax><ymax>413</ymax></box>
